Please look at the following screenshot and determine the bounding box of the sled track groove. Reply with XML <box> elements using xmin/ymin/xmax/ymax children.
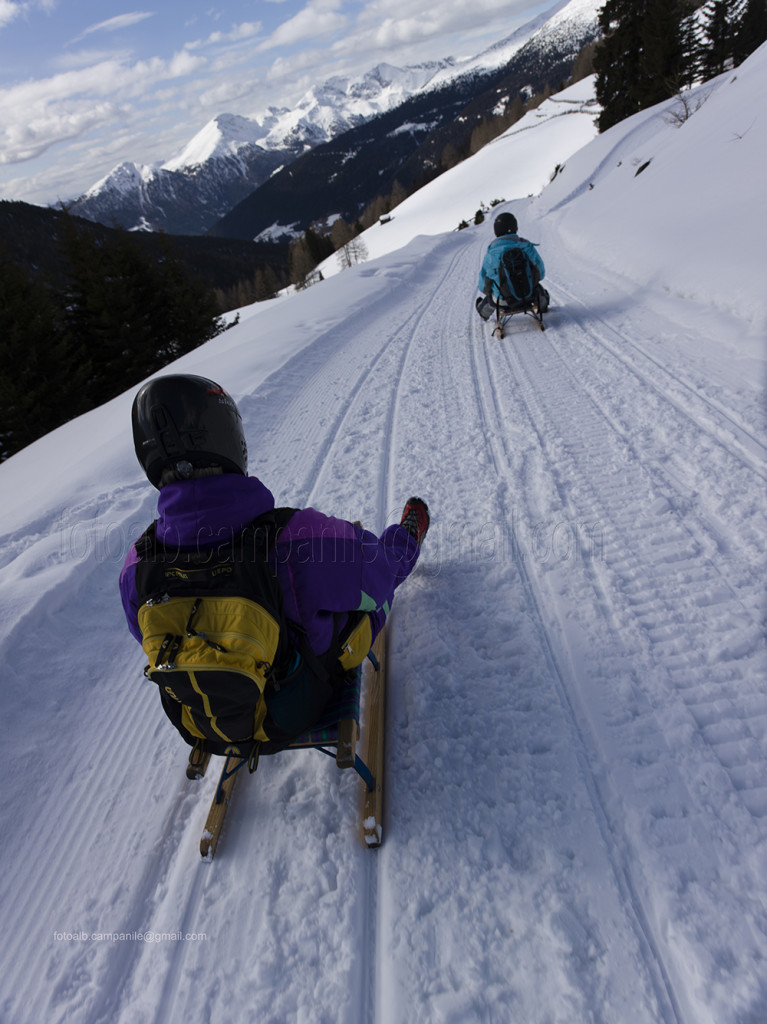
<box><xmin>509</xmin><ymin>303</ymin><xmax>767</xmax><ymax>824</ymax></box>
<box><xmin>302</xmin><ymin>302</ymin><xmax>422</xmax><ymax>515</ymax></box>
<box><xmin>554</xmin><ymin>281</ymin><xmax>767</xmax><ymax>482</ymax></box>
<box><xmin>520</xmin><ymin>326</ymin><xmax>762</xmax><ymax>793</ymax></box>
<box><xmin>356</xmin><ymin>244</ymin><xmax>473</xmax><ymax>1024</ymax></box>
<box><xmin>377</xmin><ymin>248</ymin><xmax>470</xmax><ymax>521</ymax></box>
<box><xmin>247</xmin><ymin>313</ymin><xmax>411</xmax><ymax>512</ymax></box>
<box><xmin>468</xmin><ymin>316</ymin><xmax>686</xmax><ymax>1024</ymax></box>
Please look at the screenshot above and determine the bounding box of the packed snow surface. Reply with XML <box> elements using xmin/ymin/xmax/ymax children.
<box><xmin>1</xmin><ymin>45</ymin><xmax>766</xmax><ymax>1024</ymax></box>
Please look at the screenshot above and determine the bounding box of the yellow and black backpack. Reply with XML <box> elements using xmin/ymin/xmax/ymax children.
<box><xmin>134</xmin><ymin>508</ymin><xmax>373</xmax><ymax>757</ymax></box>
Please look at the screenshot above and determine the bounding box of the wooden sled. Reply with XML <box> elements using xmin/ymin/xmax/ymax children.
<box><xmin>194</xmin><ymin>627</ymin><xmax>387</xmax><ymax>858</ymax></box>
<box><xmin>492</xmin><ymin>298</ymin><xmax>546</xmax><ymax>337</ymax></box>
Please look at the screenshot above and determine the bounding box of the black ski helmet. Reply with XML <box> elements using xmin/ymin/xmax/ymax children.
<box><xmin>132</xmin><ymin>374</ymin><xmax>248</xmax><ymax>488</ymax></box>
<box><xmin>494</xmin><ymin>212</ymin><xmax>518</xmax><ymax>236</ymax></box>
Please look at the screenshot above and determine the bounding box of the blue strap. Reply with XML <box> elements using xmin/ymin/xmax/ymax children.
<box><xmin>313</xmin><ymin>745</ymin><xmax>375</xmax><ymax>791</ymax></box>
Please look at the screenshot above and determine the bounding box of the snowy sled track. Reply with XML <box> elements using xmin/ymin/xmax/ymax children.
<box><xmin>464</xmin><ymin>312</ymin><xmax>685</xmax><ymax>1023</ymax></box>
<box><xmin>236</xmin><ymin>238</ymin><xmax>471</xmax><ymax>533</ymax></box>
<box><xmin>464</xmin><ymin>264</ymin><xmax>767</xmax><ymax>1022</ymax></box>
<box><xmin>553</xmin><ymin>280</ymin><xmax>767</xmax><ymax>482</ymax></box>
<box><xmin>510</xmin><ymin>301</ymin><xmax>767</xmax><ymax>818</ymax></box>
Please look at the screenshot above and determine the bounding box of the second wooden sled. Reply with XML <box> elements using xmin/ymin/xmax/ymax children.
<box><xmin>492</xmin><ymin>297</ymin><xmax>546</xmax><ymax>337</ymax></box>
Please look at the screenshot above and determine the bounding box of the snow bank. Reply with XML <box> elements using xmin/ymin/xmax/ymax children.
<box><xmin>535</xmin><ymin>44</ymin><xmax>767</xmax><ymax>326</ymax></box>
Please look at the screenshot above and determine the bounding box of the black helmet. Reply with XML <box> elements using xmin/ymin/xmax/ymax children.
<box><xmin>494</xmin><ymin>212</ymin><xmax>518</xmax><ymax>236</ymax></box>
<box><xmin>132</xmin><ymin>374</ymin><xmax>248</xmax><ymax>488</ymax></box>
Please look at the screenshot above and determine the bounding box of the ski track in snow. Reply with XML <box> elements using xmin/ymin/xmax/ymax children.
<box><xmin>1</xmin><ymin>207</ymin><xmax>766</xmax><ymax>1021</ymax></box>
<box><xmin>466</xmin><ymin>314</ymin><xmax>684</xmax><ymax>1022</ymax></box>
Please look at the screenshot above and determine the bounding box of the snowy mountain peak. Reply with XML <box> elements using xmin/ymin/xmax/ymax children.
<box><xmin>532</xmin><ymin>0</ymin><xmax>601</xmax><ymax>50</ymax></box>
<box><xmin>82</xmin><ymin>160</ymin><xmax>154</xmax><ymax>199</ymax></box>
<box><xmin>162</xmin><ymin>113</ymin><xmax>271</xmax><ymax>172</ymax></box>
<box><xmin>160</xmin><ymin>61</ymin><xmax>457</xmax><ymax>177</ymax></box>
<box><xmin>420</xmin><ymin>0</ymin><xmax>600</xmax><ymax>88</ymax></box>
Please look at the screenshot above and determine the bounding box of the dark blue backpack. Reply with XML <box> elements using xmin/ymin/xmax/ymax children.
<box><xmin>498</xmin><ymin>247</ymin><xmax>539</xmax><ymax>306</ymax></box>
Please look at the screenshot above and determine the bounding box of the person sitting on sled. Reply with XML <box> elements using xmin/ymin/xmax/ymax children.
<box><xmin>120</xmin><ymin>373</ymin><xmax>430</xmax><ymax>753</ymax></box>
<box><xmin>475</xmin><ymin>212</ymin><xmax>549</xmax><ymax>320</ymax></box>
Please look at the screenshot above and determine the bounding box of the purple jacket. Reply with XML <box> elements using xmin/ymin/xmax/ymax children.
<box><xmin>119</xmin><ymin>474</ymin><xmax>420</xmax><ymax>655</ymax></box>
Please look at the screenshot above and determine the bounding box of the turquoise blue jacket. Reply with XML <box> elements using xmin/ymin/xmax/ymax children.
<box><xmin>478</xmin><ymin>235</ymin><xmax>545</xmax><ymax>300</ymax></box>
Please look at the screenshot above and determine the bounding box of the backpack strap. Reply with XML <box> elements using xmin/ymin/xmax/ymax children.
<box><xmin>134</xmin><ymin>520</ymin><xmax>158</xmax><ymax>560</ymax></box>
<box><xmin>134</xmin><ymin>504</ymin><xmax>357</xmax><ymax>692</ymax></box>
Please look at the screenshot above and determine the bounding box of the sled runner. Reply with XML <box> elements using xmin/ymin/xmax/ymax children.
<box><xmin>195</xmin><ymin>626</ymin><xmax>387</xmax><ymax>857</ymax></box>
<box><xmin>492</xmin><ymin>297</ymin><xmax>546</xmax><ymax>337</ymax></box>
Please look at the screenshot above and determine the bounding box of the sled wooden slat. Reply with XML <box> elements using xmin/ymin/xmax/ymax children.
<box><xmin>200</xmin><ymin>756</ymin><xmax>243</xmax><ymax>858</ymax></box>
<box><xmin>362</xmin><ymin>628</ymin><xmax>386</xmax><ymax>847</ymax></box>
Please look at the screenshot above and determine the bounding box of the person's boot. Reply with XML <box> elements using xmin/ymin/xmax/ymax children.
<box><xmin>476</xmin><ymin>295</ymin><xmax>495</xmax><ymax>321</ymax></box>
<box><xmin>400</xmin><ymin>497</ymin><xmax>430</xmax><ymax>544</ymax></box>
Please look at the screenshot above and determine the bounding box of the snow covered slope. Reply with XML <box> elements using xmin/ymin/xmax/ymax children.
<box><xmin>319</xmin><ymin>75</ymin><xmax>601</xmax><ymax>273</ymax></box>
<box><xmin>1</xmin><ymin>45</ymin><xmax>765</xmax><ymax>1024</ymax></box>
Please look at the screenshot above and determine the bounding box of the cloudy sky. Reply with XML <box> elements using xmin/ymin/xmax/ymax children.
<box><xmin>0</xmin><ymin>0</ymin><xmax>553</xmax><ymax>207</ymax></box>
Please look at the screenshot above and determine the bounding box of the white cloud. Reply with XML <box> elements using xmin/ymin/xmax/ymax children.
<box><xmin>229</xmin><ymin>20</ymin><xmax>261</xmax><ymax>41</ymax></box>
<box><xmin>1</xmin><ymin>101</ymin><xmax>124</xmax><ymax>164</ymax></box>
<box><xmin>0</xmin><ymin>0</ymin><xmax>22</xmax><ymax>29</ymax></box>
<box><xmin>54</xmin><ymin>48</ymin><xmax>134</xmax><ymax>71</ymax></box>
<box><xmin>198</xmin><ymin>77</ymin><xmax>261</xmax><ymax>109</ymax></box>
<box><xmin>76</xmin><ymin>11</ymin><xmax>155</xmax><ymax>40</ymax></box>
<box><xmin>258</xmin><ymin>0</ymin><xmax>347</xmax><ymax>52</ymax></box>
<box><xmin>355</xmin><ymin>0</ymin><xmax>533</xmax><ymax>44</ymax></box>
<box><xmin>260</xmin><ymin>0</ymin><xmax>536</xmax><ymax>83</ymax></box>
<box><xmin>186</xmin><ymin>19</ymin><xmax>262</xmax><ymax>51</ymax></box>
<box><xmin>0</xmin><ymin>50</ymin><xmax>206</xmax><ymax>165</ymax></box>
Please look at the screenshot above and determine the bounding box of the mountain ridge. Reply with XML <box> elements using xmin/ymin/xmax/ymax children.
<box><xmin>208</xmin><ymin>2</ymin><xmax>600</xmax><ymax>243</ymax></box>
<box><xmin>66</xmin><ymin>0</ymin><xmax>599</xmax><ymax>236</ymax></box>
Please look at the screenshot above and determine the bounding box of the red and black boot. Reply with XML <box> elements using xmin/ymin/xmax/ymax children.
<box><xmin>400</xmin><ymin>497</ymin><xmax>430</xmax><ymax>545</ymax></box>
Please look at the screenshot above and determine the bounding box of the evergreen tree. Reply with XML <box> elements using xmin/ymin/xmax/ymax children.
<box><xmin>700</xmin><ymin>0</ymin><xmax>744</xmax><ymax>76</ymax></box>
<box><xmin>677</xmin><ymin>9</ymin><xmax>704</xmax><ymax>87</ymax></box>
<box><xmin>150</xmin><ymin>232</ymin><xmax>227</xmax><ymax>371</ymax></box>
<box><xmin>594</xmin><ymin>0</ymin><xmax>648</xmax><ymax>131</ymax></box>
<box><xmin>1</xmin><ymin>214</ymin><xmax>227</xmax><ymax>456</ymax></box>
<box><xmin>0</xmin><ymin>253</ymin><xmax>89</xmax><ymax>459</ymax></box>
<box><xmin>303</xmin><ymin>227</ymin><xmax>334</xmax><ymax>266</ymax></box>
<box><xmin>594</xmin><ymin>0</ymin><xmax>690</xmax><ymax>131</ymax></box>
<box><xmin>734</xmin><ymin>0</ymin><xmax>767</xmax><ymax>64</ymax></box>
<box><xmin>58</xmin><ymin>213</ymin><xmax>226</xmax><ymax>407</ymax></box>
<box><xmin>641</xmin><ymin>0</ymin><xmax>690</xmax><ymax>102</ymax></box>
